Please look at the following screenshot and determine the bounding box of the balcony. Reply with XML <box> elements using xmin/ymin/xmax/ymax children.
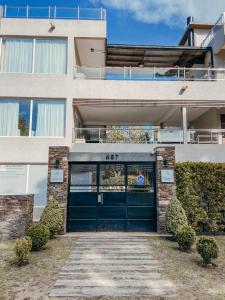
<box><xmin>201</xmin><ymin>13</ymin><xmax>225</xmax><ymax>53</ymax></box>
<box><xmin>0</xmin><ymin>6</ymin><xmax>106</xmax><ymax>20</ymax></box>
<box><xmin>74</xmin><ymin>66</ymin><xmax>225</xmax><ymax>81</ymax></box>
<box><xmin>72</xmin><ymin>128</ymin><xmax>225</xmax><ymax>145</ymax></box>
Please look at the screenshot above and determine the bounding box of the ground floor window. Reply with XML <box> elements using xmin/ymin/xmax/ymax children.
<box><xmin>0</xmin><ymin>98</ymin><xmax>65</xmax><ymax>137</ymax></box>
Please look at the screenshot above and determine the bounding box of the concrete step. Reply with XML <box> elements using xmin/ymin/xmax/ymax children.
<box><xmin>63</xmin><ymin>265</ymin><xmax>161</xmax><ymax>271</ymax></box>
<box><xmin>65</xmin><ymin>260</ymin><xmax>160</xmax><ymax>265</ymax></box>
<box><xmin>54</xmin><ymin>279</ymin><xmax>173</xmax><ymax>288</ymax></box>
<box><xmin>49</xmin><ymin>286</ymin><xmax>176</xmax><ymax>297</ymax></box>
<box><xmin>58</xmin><ymin>272</ymin><xmax>161</xmax><ymax>280</ymax></box>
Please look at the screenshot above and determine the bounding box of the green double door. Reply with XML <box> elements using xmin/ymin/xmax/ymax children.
<box><xmin>67</xmin><ymin>162</ymin><xmax>156</xmax><ymax>232</ymax></box>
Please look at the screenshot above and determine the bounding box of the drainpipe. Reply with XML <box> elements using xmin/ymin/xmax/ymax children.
<box><xmin>187</xmin><ymin>16</ymin><xmax>195</xmax><ymax>46</ymax></box>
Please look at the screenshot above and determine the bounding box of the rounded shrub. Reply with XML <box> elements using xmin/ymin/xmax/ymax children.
<box><xmin>14</xmin><ymin>236</ymin><xmax>32</xmax><ymax>266</ymax></box>
<box><xmin>40</xmin><ymin>199</ymin><xmax>63</xmax><ymax>238</ymax></box>
<box><xmin>175</xmin><ymin>225</ymin><xmax>196</xmax><ymax>251</ymax></box>
<box><xmin>26</xmin><ymin>223</ymin><xmax>50</xmax><ymax>251</ymax></box>
<box><xmin>196</xmin><ymin>237</ymin><xmax>219</xmax><ymax>266</ymax></box>
<box><xmin>165</xmin><ymin>197</ymin><xmax>188</xmax><ymax>236</ymax></box>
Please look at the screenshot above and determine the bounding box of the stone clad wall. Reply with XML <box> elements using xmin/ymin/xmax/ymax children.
<box><xmin>155</xmin><ymin>147</ymin><xmax>176</xmax><ymax>233</ymax></box>
<box><xmin>47</xmin><ymin>146</ymin><xmax>69</xmax><ymax>233</ymax></box>
<box><xmin>0</xmin><ymin>194</ymin><xmax>34</xmax><ymax>240</ymax></box>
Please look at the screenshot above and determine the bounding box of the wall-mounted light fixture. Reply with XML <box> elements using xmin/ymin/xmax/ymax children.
<box><xmin>90</xmin><ymin>48</ymin><xmax>106</xmax><ymax>54</ymax></box>
<box><xmin>49</xmin><ymin>22</ymin><xmax>56</xmax><ymax>32</ymax></box>
<box><xmin>52</xmin><ymin>159</ymin><xmax>60</xmax><ymax>169</ymax></box>
<box><xmin>179</xmin><ymin>85</ymin><xmax>188</xmax><ymax>95</ymax></box>
<box><xmin>163</xmin><ymin>159</ymin><xmax>168</xmax><ymax>168</ymax></box>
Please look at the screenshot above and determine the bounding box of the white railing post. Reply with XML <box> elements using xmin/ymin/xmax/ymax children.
<box><xmin>4</xmin><ymin>5</ymin><xmax>7</xmax><ymax>17</ymax></box>
<box><xmin>177</xmin><ymin>67</ymin><xmax>180</xmax><ymax>80</ymax></box>
<box><xmin>26</xmin><ymin>5</ymin><xmax>29</xmax><ymax>18</ymax></box>
<box><xmin>48</xmin><ymin>6</ymin><xmax>51</xmax><ymax>19</ymax></box>
<box><xmin>124</xmin><ymin>67</ymin><xmax>126</xmax><ymax>79</ymax></box>
<box><xmin>77</xmin><ymin>6</ymin><xmax>80</xmax><ymax>20</ymax></box>
<box><xmin>54</xmin><ymin>6</ymin><xmax>56</xmax><ymax>19</ymax></box>
<box><xmin>183</xmin><ymin>67</ymin><xmax>186</xmax><ymax>80</ymax></box>
<box><xmin>100</xmin><ymin>7</ymin><xmax>103</xmax><ymax>20</ymax></box>
<box><xmin>181</xmin><ymin>107</ymin><xmax>188</xmax><ymax>144</ymax></box>
<box><xmin>129</xmin><ymin>66</ymin><xmax>132</xmax><ymax>79</ymax></box>
<box><xmin>153</xmin><ymin>66</ymin><xmax>156</xmax><ymax>79</ymax></box>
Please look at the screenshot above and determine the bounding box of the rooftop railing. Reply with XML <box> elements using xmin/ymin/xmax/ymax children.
<box><xmin>73</xmin><ymin>128</ymin><xmax>225</xmax><ymax>144</ymax></box>
<box><xmin>201</xmin><ymin>13</ymin><xmax>225</xmax><ymax>47</ymax></box>
<box><xmin>74</xmin><ymin>66</ymin><xmax>225</xmax><ymax>81</ymax></box>
<box><xmin>0</xmin><ymin>6</ymin><xmax>106</xmax><ymax>20</ymax></box>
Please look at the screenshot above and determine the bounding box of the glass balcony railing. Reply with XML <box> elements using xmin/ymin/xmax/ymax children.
<box><xmin>0</xmin><ymin>6</ymin><xmax>106</xmax><ymax>20</ymax></box>
<box><xmin>73</xmin><ymin>128</ymin><xmax>225</xmax><ymax>144</ymax></box>
<box><xmin>74</xmin><ymin>66</ymin><xmax>225</xmax><ymax>81</ymax></box>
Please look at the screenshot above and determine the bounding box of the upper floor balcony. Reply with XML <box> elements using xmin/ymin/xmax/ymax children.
<box><xmin>201</xmin><ymin>13</ymin><xmax>225</xmax><ymax>53</ymax></box>
<box><xmin>74</xmin><ymin>66</ymin><xmax>225</xmax><ymax>81</ymax></box>
<box><xmin>0</xmin><ymin>5</ymin><xmax>106</xmax><ymax>21</ymax></box>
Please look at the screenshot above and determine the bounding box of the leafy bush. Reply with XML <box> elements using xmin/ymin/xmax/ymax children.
<box><xmin>165</xmin><ymin>197</ymin><xmax>188</xmax><ymax>236</ymax></box>
<box><xmin>14</xmin><ymin>236</ymin><xmax>32</xmax><ymax>266</ymax></box>
<box><xmin>175</xmin><ymin>225</ymin><xmax>196</xmax><ymax>251</ymax></box>
<box><xmin>176</xmin><ymin>162</ymin><xmax>225</xmax><ymax>233</ymax></box>
<box><xmin>40</xmin><ymin>199</ymin><xmax>63</xmax><ymax>238</ymax></box>
<box><xmin>196</xmin><ymin>237</ymin><xmax>219</xmax><ymax>266</ymax></box>
<box><xmin>26</xmin><ymin>223</ymin><xmax>50</xmax><ymax>251</ymax></box>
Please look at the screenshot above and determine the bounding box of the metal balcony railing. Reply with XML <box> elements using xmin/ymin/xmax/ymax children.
<box><xmin>201</xmin><ymin>13</ymin><xmax>225</xmax><ymax>47</ymax></box>
<box><xmin>74</xmin><ymin>66</ymin><xmax>225</xmax><ymax>81</ymax></box>
<box><xmin>0</xmin><ymin>6</ymin><xmax>106</xmax><ymax>20</ymax></box>
<box><xmin>72</xmin><ymin>128</ymin><xmax>225</xmax><ymax>144</ymax></box>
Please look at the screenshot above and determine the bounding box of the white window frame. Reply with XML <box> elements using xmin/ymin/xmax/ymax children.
<box><xmin>0</xmin><ymin>37</ymin><xmax>68</xmax><ymax>75</ymax></box>
<box><xmin>0</xmin><ymin>98</ymin><xmax>66</xmax><ymax>138</ymax></box>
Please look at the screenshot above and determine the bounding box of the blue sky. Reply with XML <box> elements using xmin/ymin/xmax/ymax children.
<box><xmin>0</xmin><ymin>0</ymin><xmax>224</xmax><ymax>46</ymax></box>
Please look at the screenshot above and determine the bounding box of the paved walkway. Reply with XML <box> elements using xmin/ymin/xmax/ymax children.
<box><xmin>49</xmin><ymin>235</ymin><xmax>176</xmax><ymax>298</ymax></box>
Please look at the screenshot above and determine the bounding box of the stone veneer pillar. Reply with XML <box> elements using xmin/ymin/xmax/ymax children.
<box><xmin>0</xmin><ymin>194</ymin><xmax>34</xmax><ymax>240</ymax></box>
<box><xmin>155</xmin><ymin>146</ymin><xmax>176</xmax><ymax>233</ymax></box>
<box><xmin>47</xmin><ymin>146</ymin><xmax>69</xmax><ymax>233</ymax></box>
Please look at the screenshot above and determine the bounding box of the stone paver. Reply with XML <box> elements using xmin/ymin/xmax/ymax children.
<box><xmin>49</xmin><ymin>235</ymin><xmax>176</xmax><ymax>298</ymax></box>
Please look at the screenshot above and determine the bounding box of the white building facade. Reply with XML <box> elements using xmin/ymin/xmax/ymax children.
<box><xmin>1</xmin><ymin>6</ymin><xmax>225</xmax><ymax>232</ymax></box>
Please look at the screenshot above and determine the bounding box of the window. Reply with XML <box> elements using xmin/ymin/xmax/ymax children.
<box><xmin>1</xmin><ymin>38</ymin><xmax>33</xmax><ymax>73</ymax></box>
<box><xmin>0</xmin><ymin>99</ymin><xmax>30</xmax><ymax>136</ymax></box>
<box><xmin>1</xmin><ymin>38</ymin><xmax>67</xmax><ymax>74</ymax></box>
<box><xmin>32</xmin><ymin>100</ymin><xmax>65</xmax><ymax>136</ymax></box>
<box><xmin>35</xmin><ymin>39</ymin><xmax>67</xmax><ymax>74</ymax></box>
<box><xmin>0</xmin><ymin>98</ymin><xmax>65</xmax><ymax>137</ymax></box>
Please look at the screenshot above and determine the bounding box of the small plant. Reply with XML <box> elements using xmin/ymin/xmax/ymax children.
<box><xmin>165</xmin><ymin>197</ymin><xmax>188</xmax><ymax>237</ymax></box>
<box><xmin>40</xmin><ymin>199</ymin><xmax>63</xmax><ymax>238</ymax></box>
<box><xmin>26</xmin><ymin>223</ymin><xmax>50</xmax><ymax>251</ymax></box>
<box><xmin>14</xmin><ymin>236</ymin><xmax>32</xmax><ymax>266</ymax></box>
<box><xmin>196</xmin><ymin>237</ymin><xmax>219</xmax><ymax>266</ymax></box>
<box><xmin>175</xmin><ymin>225</ymin><xmax>196</xmax><ymax>251</ymax></box>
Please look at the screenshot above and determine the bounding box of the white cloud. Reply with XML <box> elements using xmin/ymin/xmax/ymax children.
<box><xmin>92</xmin><ymin>0</ymin><xmax>225</xmax><ymax>27</ymax></box>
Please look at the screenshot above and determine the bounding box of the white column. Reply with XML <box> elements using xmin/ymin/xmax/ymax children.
<box><xmin>181</xmin><ymin>107</ymin><xmax>188</xmax><ymax>144</ymax></box>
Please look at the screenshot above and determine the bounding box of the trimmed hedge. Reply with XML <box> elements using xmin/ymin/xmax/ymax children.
<box><xmin>40</xmin><ymin>199</ymin><xmax>63</xmax><ymax>238</ymax></box>
<box><xmin>165</xmin><ymin>197</ymin><xmax>188</xmax><ymax>236</ymax></box>
<box><xmin>196</xmin><ymin>237</ymin><xmax>219</xmax><ymax>266</ymax></box>
<box><xmin>14</xmin><ymin>236</ymin><xmax>32</xmax><ymax>266</ymax></box>
<box><xmin>176</xmin><ymin>162</ymin><xmax>225</xmax><ymax>233</ymax></box>
<box><xmin>26</xmin><ymin>223</ymin><xmax>50</xmax><ymax>251</ymax></box>
<box><xmin>175</xmin><ymin>225</ymin><xmax>196</xmax><ymax>251</ymax></box>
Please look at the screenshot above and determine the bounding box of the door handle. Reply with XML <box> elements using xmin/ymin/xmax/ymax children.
<box><xmin>98</xmin><ymin>193</ymin><xmax>104</xmax><ymax>205</ymax></box>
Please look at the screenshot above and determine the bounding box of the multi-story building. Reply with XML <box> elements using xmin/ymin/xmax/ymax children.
<box><xmin>1</xmin><ymin>6</ymin><xmax>225</xmax><ymax>235</ymax></box>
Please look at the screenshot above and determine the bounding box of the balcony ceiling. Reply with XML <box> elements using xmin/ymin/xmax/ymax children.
<box><xmin>106</xmin><ymin>44</ymin><xmax>211</xmax><ymax>67</ymax></box>
<box><xmin>74</xmin><ymin>100</ymin><xmax>210</xmax><ymax>126</ymax></box>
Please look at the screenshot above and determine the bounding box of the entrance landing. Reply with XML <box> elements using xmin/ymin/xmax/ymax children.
<box><xmin>49</xmin><ymin>235</ymin><xmax>176</xmax><ymax>298</ymax></box>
